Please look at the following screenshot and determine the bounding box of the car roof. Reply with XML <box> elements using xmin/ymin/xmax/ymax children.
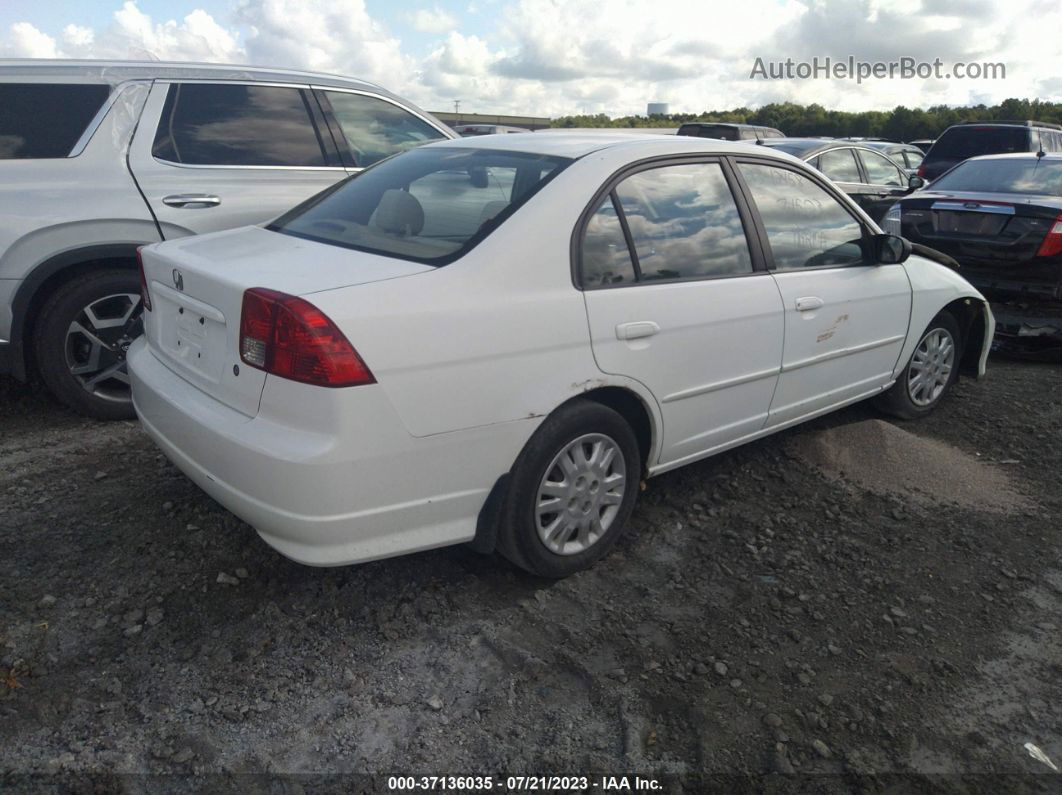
<box><xmin>679</xmin><ymin>122</ymin><xmax>769</xmax><ymax>129</ymax></box>
<box><xmin>961</xmin><ymin>151</ymin><xmax>1062</xmax><ymax>162</ymax></box>
<box><xmin>418</xmin><ymin>131</ymin><xmax>798</xmax><ymax>160</ymax></box>
<box><xmin>0</xmin><ymin>58</ymin><xmax>388</xmax><ymax>95</ymax></box>
<box><xmin>860</xmin><ymin>141</ymin><xmax>917</xmax><ymax>151</ymax></box>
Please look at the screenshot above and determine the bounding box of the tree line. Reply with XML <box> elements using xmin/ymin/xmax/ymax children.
<box><xmin>550</xmin><ymin>98</ymin><xmax>1062</xmax><ymax>140</ymax></box>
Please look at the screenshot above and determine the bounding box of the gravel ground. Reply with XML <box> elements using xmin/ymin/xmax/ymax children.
<box><xmin>1</xmin><ymin>359</ymin><xmax>1060</xmax><ymax>792</ymax></box>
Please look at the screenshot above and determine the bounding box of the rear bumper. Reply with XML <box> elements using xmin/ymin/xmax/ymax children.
<box><xmin>127</xmin><ymin>339</ymin><xmax>534</xmax><ymax>566</ymax></box>
<box><xmin>989</xmin><ymin>302</ymin><xmax>1062</xmax><ymax>357</ymax></box>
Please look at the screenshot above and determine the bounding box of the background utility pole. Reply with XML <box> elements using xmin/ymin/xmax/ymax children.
<box><xmin>453</xmin><ymin>99</ymin><xmax>461</xmax><ymax>118</ymax></box>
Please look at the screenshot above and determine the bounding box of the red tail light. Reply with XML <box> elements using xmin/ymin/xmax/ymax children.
<box><xmin>136</xmin><ymin>246</ymin><xmax>152</xmax><ymax>312</ymax></box>
<box><xmin>916</xmin><ymin>164</ymin><xmax>926</xmax><ymax>178</ymax></box>
<box><xmin>1036</xmin><ymin>213</ymin><xmax>1062</xmax><ymax>258</ymax></box>
<box><xmin>239</xmin><ymin>288</ymin><xmax>374</xmax><ymax>388</ymax></box>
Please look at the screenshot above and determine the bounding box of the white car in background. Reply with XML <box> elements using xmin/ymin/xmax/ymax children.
<box><xmin>130</xmin><ymin>133</ymin><xmax>994</xmax><ymax>578</ymax></box>
<box><xmin>0</xmin><ymin>59</ymin><xmax>453</xmax><ymax>418</ymax></box>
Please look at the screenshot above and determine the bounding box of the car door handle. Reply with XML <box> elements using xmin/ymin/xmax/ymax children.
<box><xmin>795</xmin><ymin>296</ymin><xmax>824</xmax><ymax>312</ymax></box>
<box><xmin>162</xmin><ymin>194</ymin><xmax>222</xmax><ymax>208</ymax></box>
<box><xmin>616</xmin><ymin>321</ymin><xmax>660</xmax><ymax>340</ymax></box>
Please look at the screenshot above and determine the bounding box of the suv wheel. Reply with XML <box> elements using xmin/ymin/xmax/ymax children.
<box><xmin>497</xmin><ymin>399</ymin><xmax>642</xmax><ymax>578</ymax></box>
<box><xmin>34</xmin><ymin>270</ymin><xmax>142</xmax><ymax>420</ymax></box>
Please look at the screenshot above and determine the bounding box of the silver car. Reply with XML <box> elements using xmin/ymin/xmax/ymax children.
<box><xmin>0</xmin><ymin>59</ymin><xmax>454</xmax><ymax>418</ymax></box>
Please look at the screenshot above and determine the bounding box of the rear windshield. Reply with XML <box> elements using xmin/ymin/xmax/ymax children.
<box><xmin>929</xmin><ymin>158</ymin><xmax>1062</xmax><ymax>196</ymax></box>
<box><xmin>678</xmin><ymin>125</ymin><xmax>740</xmax><ymax>140</ymax></box>
<box><xmin>270</xmin><ymin>147</ymin><xmax>571</xmax><ymax>264</ymax></box>
<box><xmin>0</xmin><ymin>83</ymin><xmax>110</xmax><ymax>159</ymax></box>
<box><xmin>931</xmin><ymin>127</ymin><xmax>1029</xmax><ymax>160</ymax></box>
<box><xmin>758</xmin><ymin>141</ymin><xmax>810</xmax><ymax>156</ymax></box>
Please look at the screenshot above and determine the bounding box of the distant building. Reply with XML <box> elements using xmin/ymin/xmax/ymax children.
<box><xmin>647</xmin><ymin>102</ymin><xmax>669</xmax><ymax>116</ymax></box>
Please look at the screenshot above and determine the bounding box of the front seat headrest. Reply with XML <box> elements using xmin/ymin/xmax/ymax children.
<box><xmin>479</xmin><ymin>200</ymin><xmax>509</xmax><ymax>227</ymax></box>
<box><xmin>374</xmin><ymin>189</ymin><xmax>425</xmax><ymax>237</ymax></box>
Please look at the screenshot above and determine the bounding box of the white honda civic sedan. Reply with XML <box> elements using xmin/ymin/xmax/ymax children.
<box><xmin>129</xmin><ymin>133</ymin><xmax>994</xmax><ymax>578</ymax></box>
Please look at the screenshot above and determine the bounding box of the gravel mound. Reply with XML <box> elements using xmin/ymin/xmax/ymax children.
<box><xmin>787</xmin><ymin>418</ymin><xmax>1034</xmax><ymax>514</ymax></box>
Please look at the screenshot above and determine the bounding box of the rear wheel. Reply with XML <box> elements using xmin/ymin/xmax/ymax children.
<box><xmin>876</xmin><ymin>311</ymin><xmax>960</xmax><ymax>420</ymax></box>
<box><xmin>497</xmin><ymin>400</ymin><xmax>641</xmax><ymax>578</ymax></box>
<box><xmin>34</xmin><ymin>270</ymin><xmax>142</xmax><ymax>420</ymax></box>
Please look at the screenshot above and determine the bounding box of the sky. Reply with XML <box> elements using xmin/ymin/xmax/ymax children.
<box><xmin>0</xmin><ymin>0</ymin><xmax>1059</xmax><ymax>118</ymax></box>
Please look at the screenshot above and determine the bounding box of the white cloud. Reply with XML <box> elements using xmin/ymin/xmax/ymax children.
<box><xmin>406</xmin><ymin>7</ymin><xmax>457</xmax><ymax>35</ymax></box>
<box><xmin>3</xmin><ymin>22</ymin><xmax>59</xmax><ymax>58</ymax></box>
<box><xmin>236</xmin><ymin>0</ymin><xmax>414</xmax><ymax>89</ymax></box>
<box><xmin>0</xmin><ymin>0</ymin><xmax>1058</xmax><ymax>116</ymax></box>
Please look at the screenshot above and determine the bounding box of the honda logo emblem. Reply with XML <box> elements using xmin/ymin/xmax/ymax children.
<box><xmin>172</xmin><ymin>269</ymin><xmax>184</xmax><ymax>291</ymax></box>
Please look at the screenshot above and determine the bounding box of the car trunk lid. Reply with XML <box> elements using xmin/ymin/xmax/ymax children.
<box><xmin>900</xmin><ymin>192</ymin><xmax>1062</xmax><ymax>295</ymax></box>
<box><xmin>139</xmin><ymin>226</ymin><xmax>432</xmax><ymax>416</ymax></box>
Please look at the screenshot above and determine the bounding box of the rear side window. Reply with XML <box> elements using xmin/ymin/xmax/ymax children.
<box><xmin>0</xmin><ymin>83</ymin><xmax>110</xmax><ymax>159</ymax></box>
<box><xmin>581</xmin><ymin>195</ymin><xmax>638</xmax><ymax>287</ymax></box>
<box><xmin>319</xmin><ymin>91</ymin><xmax>447</xmax><ymax>167</ymax></box>
<box><xmin>739</xmin><ymin>162</ymin><xmax>865</xmax><ymax>270</ymax></box>
<box><xmin>609</xmin><ymin>162</ymin><xmax>754</xmax><ymax>282</ymax></box>
<box><xmin>904</xmin><ymin>149</ymin><xmax>924</xmax><ymax>168</ymax></box>
<box><xmin>932</xmin><ymin>127</ymin><xmax>1030</xmax><ymax>160</ymax></box>
<box><xmin>152</xmin><ymin>83</ymin><xmax>328</xmax><ymax>167</ymax></box>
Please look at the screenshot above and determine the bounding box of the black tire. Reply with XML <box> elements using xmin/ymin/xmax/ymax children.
<box><xmin>34</xmin><ymin>269</ymin><xmax>141</xmax><ymax>421</ymax></box>
<box><xmin>875</xmin><ymin>311</ymin><xmax>961</xmax><ymax>420</ymax></box>
<box><xmin>497</xmin><ymin>399</ymin><xmax>642</xmax><ymax>578</ymax></box>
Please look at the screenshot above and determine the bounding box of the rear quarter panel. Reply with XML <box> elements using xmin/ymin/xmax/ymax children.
<box><xmin>0</xmin><ymin>80</ymin><xmax>158</xmax><ymax>339</ymax></box>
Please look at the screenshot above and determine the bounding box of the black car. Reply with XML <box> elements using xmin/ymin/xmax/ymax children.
<box><xmin>677</xmin><ymin>122</ymin><xmax>784</xmax><ymax>141</ymax></box>
<box><xmin>919</xmin><ymin>120</ymin><xmax>1062</xmax><ymax>181</ymax></box>
<box><xmin>886</xmin><ymin>153</ymin><xmax>1062</xmax><ymax>355</ymax></box>
<box><xmin>855</xmin><ymin>141</ymin><xmax>926</xmax><ymax>176</ymax></box>
<box><xmin>755</xmin><ymin>138</ymin><xmax>924</xmax><ymax>222</ymax></box>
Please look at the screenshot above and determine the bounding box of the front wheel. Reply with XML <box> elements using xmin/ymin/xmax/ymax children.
<box><xmin>34</xmin><ymin>270</ymin><xmax>142</xmax><ymax>420</ymax></box>
<box><xmin>876</xmin><ymin>311</ymin><xmax>961</xmax><ymax>420</ymax></box>
<box><xmin>497</xmin><ymin>400</ymin><xmax>641</xmax><ymax>578</ymax></box>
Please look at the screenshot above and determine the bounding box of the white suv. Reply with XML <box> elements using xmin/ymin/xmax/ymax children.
<box><xmin>0</xmin><ymin>59</ymin><xmax>453</xmax><ymax>418</ymax></box>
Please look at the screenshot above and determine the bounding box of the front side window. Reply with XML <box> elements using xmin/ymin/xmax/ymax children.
<box><xmin>612</xmin><ymin>162</ymin><xmax>754</xmax><ymax>281</ymax></box>
<box><xmin>581</xmin><ymin>195</ymin><xmax>637</xmax><ymax>287</ymax></box>
<box><xmin>739</xmin><ymin>162</ymin><xmax>865</xmax><ymax>270</ymax></box>
<box><xmin>817</xmin><ymin>148</ymin><xmax>861</xmax><ymax>183</ymax></box>
<box><xmin>152</xmin><ymin>83</ymin><xmax>328</xmax><ymax>167</ymax></box>
<box><xmin>319</xmin><ymin>91</ymin><xmax>447</xmax><ymax>167</ymax></box>
<box><xmin>271</xmin><ymin>147</ymin><xmax>570</xmax><ymax>264</ymax></box>
<box><xmin>0</xmin><ymin>83</ymin><xmax>110</xmax><ymax>159</ymax></box>
<box><xmin>861</xmin><ymin>151</ymin><xmax>905</xmax><ymax>186</ymax></box>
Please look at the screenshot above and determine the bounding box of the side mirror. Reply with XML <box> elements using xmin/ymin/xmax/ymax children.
<box><xmin>872</xmin><ymin>233</ymin><xmax>911</xmax><ymax>264</ymax></box>
<box><xmin>907</xmin><ymin>175</ymin><xmax>926</xmax><ymax>191</ymax></box>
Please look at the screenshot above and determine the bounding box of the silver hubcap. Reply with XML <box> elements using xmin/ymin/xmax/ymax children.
<box><xmin>65</xmin><ymin>293</ymin><xmax>139</xmax><ymax>404</ymax></box>
<box><xmin>535</xmin><ymin>433</ymin><xmax>626</xmax><ymax>556</ymax></box>
<box><xmin>907</xmin><ymin>327</ymin><xmax>955</xmax><ymax>407</ymax></box>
